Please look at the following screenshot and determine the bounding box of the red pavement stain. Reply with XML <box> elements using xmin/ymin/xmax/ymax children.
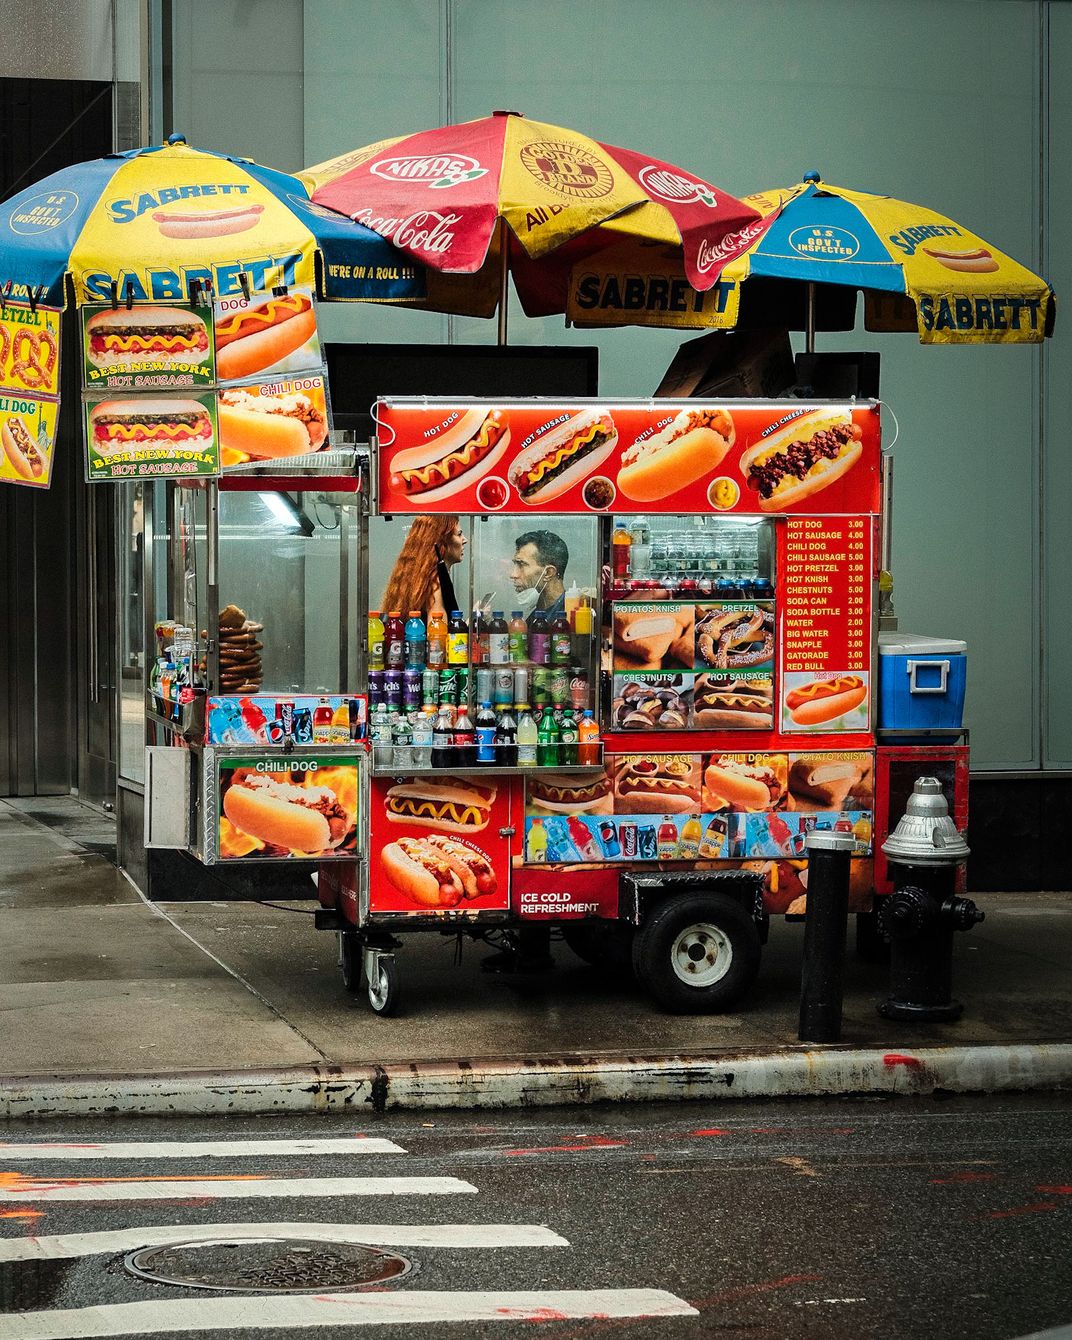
<box><xmin>883</xmin><ymin>1053</ymin><xmax>923</xmax><ymax>1068</ymax></box>
<box><xmin>0</xmin><ymin>1209</ymin><xmax>43</xmax><ymax>1220</ymax></box>
<box><xmin>982</xmin><ymin>1202</ymin><xmax>1059</xmax><ymax>1219</ymax></box>
<box><xmin>1037</xmin><ymin>1186</ymin><xmax>1072</xmax><ymax>1195</ymax></box>
<box><xmin>931</xmin><ymin>1171</ymin><xmax>998</xmax><ymax>1185</ymax></box>
<box><xmin>495</xmin><ymin>1306</ymin><xmax>574</xmax><ymax>1320</ymax></box>
<box><xmin>689</xmin><ymin>1128</ymin><xmax>732</xmax><ymax>1137</ymax></box>
<box><xmin>0</xmin><ymin>1171</ymin><xmax>268</xmax><ymax>1195</ymax></box>
<box><xmin>502</xmin><ymin>1137</ymin><xmax>629</xmax><ymax>1156</ymax></box>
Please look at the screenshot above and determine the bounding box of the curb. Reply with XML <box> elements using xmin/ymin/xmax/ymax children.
<box><xmin>2</xmin><ymin>1044</ymin><xmax>1070</xmax><ymax>1121</ymax></box>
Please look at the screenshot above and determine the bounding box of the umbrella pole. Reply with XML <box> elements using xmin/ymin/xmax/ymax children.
<box><xmin>497</xmin><ymin>217</ymin><xmax>509</xmax><ymax>346</ymax></box>
<box><xmin>805</xmin><ymin>281</ymin><xmax>816</xmax><ymax>354</ymax></box>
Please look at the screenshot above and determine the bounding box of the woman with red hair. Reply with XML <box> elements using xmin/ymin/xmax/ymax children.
<box><xmin>381</xmin><ymin>514</ymin><xmax>467</xmax><ymax>617</ymax></box>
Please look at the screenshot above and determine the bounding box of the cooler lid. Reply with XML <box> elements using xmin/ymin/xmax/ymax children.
<box><xmin>879</xmin><ymin>632</ymin><xmax>967</xmax><ymax>655</ymax></box>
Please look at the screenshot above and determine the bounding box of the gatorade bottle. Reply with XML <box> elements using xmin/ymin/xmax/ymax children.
<box><xmin>404</xmin><ymin>610</ymin><xmax>427</xmax><ymax>669</ymax></box>
<box><xmin>367</xmin><ymin>610</ymin><xmax>386</xmax><ymax>671</ymax></box>
<box><xmin>427</xmin><ymin>609</ymin><xmax>448</xmax><ymax>667</ymax></box>
<box><xmin>527</xmin><ymin>818</ymin><xmax>548</xmax><ymax>863</ymax></box>
<box><xmin>508</xmin><ymin>611</ymin><xmax>528</xmax><ymax>663</ymax></box>
<box><xmin>384</xmin><ymin>610</ymin><xmax>405</xmax><ymax>669</ymax></box>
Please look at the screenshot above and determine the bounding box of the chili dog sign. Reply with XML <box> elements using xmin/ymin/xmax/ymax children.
<box><xmin>375</xmin><ymin>399</ymin><xmax>881</xmax><ymax>515</ymax></box>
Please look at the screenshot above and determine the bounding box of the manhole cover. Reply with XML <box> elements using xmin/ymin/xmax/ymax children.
<box><xmin>124</xmin><ymin>1238</ymin><xmax>412</xmax><ymax>1293</ymax></box>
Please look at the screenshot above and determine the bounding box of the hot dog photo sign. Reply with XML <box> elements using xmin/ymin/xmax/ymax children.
<box><xmin>375</xmin><ymin>400</ymin><xmax>881</xmax><ymax>516</ymax></box>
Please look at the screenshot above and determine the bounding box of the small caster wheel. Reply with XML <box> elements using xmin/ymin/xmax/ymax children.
<box><xmin>365</xmin><ymin>951</ymin><xmax>400</xmax><ymax>1017</ymax></box>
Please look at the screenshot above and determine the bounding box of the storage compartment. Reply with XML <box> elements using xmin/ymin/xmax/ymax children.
<box><xmin>878</xmin><ymin>632</ymin><xmax>966</xmax><ymax>740</ymax></box>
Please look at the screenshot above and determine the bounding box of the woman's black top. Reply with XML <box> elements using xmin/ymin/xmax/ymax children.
<box><xmin>437</xmin><ymin>560</ymin><xmax>460</xmax><ymax>617</ymax></box>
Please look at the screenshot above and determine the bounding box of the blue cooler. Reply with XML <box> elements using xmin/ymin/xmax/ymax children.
<box><xmin>878</xmin><ymin>632</ymin><xmax>967</xmax><ymax>740</ymax></box>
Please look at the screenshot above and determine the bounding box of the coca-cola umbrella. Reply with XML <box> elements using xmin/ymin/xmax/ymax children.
<box><xmin>564</xmin><ymin>172</ymin><xmax>1055</xmax><ymax>346</ymax></box>
<box><xmin>299</xmin><ymin>111</ymin><xmax>764</xmax><ymax>341</ymax></box>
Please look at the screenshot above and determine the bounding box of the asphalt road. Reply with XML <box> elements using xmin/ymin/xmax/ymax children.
<box><xmin>0</xmin><ymin>1094</ymin><xmax>1070</xmax><ymax>1339</ymax></box>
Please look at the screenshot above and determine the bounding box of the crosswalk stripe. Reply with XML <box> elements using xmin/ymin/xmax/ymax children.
<box><xmin>0</xmin><ymin>1290</ymin><xmax>697</xmax><ymax>1337</ymax></box>
<box><xmin>0</xmin><ymin>1176</ymin><xmax>475</xmax><ymax>1202</ymax></box>
<box><xmin>0</xmin><ymin>1221</ymin><xmax>569</xmax><ymax>1262</ymax></box>
<box><xmin>0</xmin><ymin>1138</ymin><xmax>405</xmax><ymax>1159</ymax></box>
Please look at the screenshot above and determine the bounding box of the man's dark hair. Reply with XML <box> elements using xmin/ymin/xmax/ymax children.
<box><xmin>515</xmin><ymin>529</ymin><xmax>569</xmax><ymax>580</ymax></box>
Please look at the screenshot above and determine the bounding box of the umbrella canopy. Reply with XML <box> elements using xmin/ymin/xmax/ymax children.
<box><xmin>0</xmin><ymin>134</ymin><xmax>424</xmax><ymax>308</ymax></box>
<box><xmin>299</xmin><ymin>112</ymin><xmax>763</xmax><ymax>330</ymax></box>
<box><xmin>565</xmin><ymin>173</ymin><xmax>1055</xmax><ymax>344</ymax></box>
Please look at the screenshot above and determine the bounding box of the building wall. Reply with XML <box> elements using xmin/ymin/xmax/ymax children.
<box><xmin>167</xmin><ymin>0</ymin><xmax>1067</xmax><ymax>774</ymax></box>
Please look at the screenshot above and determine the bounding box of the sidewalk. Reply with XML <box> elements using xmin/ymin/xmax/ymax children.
<box><xmin>1</xmin><ymin>798</ymin><xmax>1070</xmax><ymax>1118</ymax></box>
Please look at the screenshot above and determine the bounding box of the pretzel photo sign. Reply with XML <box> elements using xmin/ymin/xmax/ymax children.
<box><xmin>0</xmin><ymin>302</ymin><xmax>61</xmax><ymax>400</ymax></box>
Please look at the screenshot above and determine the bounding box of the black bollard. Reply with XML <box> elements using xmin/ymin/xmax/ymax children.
<box><xmin>798</xmin><ymin>831</ymin><xmax>855</xmax><ymax>1043</ymax></box>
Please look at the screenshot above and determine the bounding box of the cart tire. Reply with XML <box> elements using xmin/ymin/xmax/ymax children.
<box><xmin>367</xmin><ymin>955</ymin><xmax>400</xmax><ymax>1017</ymax></box>
<box><xmin>633</xmin><ymin>892</ymin><xmax>761</xmax><ymax>1014</ymax></box>
<box><xmin>339</xmin><ymin>931</ymin><xmax>362</xmax><ymax>995</ymax></box>
<box><xmin>562</xmin><ymin>921</ymin><xmax>635</xmax><ymax>973</ymax></box>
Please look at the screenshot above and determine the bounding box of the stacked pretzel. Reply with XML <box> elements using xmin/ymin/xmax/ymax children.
<box><xmin>218</xmin><ymin>604</ymin><xmax>264</xmax><ymax>693</ymax></box>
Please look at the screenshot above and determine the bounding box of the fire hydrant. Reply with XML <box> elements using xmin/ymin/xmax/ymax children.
<box><xmin>878</xmin><ymin>776</ymin><xmax>983</xmax><ymax>1022</ymax></box>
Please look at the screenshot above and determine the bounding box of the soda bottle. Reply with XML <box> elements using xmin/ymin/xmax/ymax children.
<box><xmin>508</xmin><ymin>611</ymin><xmax>528</xmax><ymax>663</ymax></box>
<box><xmin>550</xmin><ymin>611</ymin><xmax>572</xmax><ymax>665</ymax></box>
<box><xmin>392</xmin><ymin>710</ymin><xmax>414</xmax><ymax>769</ymax></box>
<box><xmin>496</xmin><ymin>708</ymin><xmax>518</xmax><ymax>767</ymax></box>
<box><xmin>528</xmin><ymin>608</ymin><xmax>550</xmax><ymax>664</ymax></box>
<box><xmin>367</xmin><ymin>610</ymin><xmax>386</xmax><ymax>671</ymax></box>
<box><xmin>427</xmin><ymin>609</ymin><xmax>448</xmax><ymax>667</ymax></box>
<box><xmin>471</xmin><ymin>607</ymin><xmax>489</xmax><ymax>665</ymax></box>
<box><xmin>454</xmin><ymin>704</ymin><xmax>476</xmax><ymax>768</ymax></box>
<box><xmin>488</xmin><ymin>610</ymin><xmax>509</xmax><ymax>664</ymax></box>
<box><xmin>537</xmin><ymin>709</ymin><xmax>560</xmax><ymax>768</ymax></box>
<box><xmin>404</xmin><ymin>610</ymin><xmax>427</xmax><ymax>669</ymax></box>
<box><xmin>431</xmin><ymin>704</ymin><xmax>455</xmax><ymax>768</ymax></box>
<box><xmin>475</xmin><ymin>701</ymin><xmax>497</xmax><ymax>765</ymax></box>
<box><xmin>384</xmin><ymin>610</ymin><xmax>405</xmax><ymax>669</ymax></box>
<box><xmin>611</xmin><ymin>519</ymin><xmax>633</xmax><ymax>578</ymax></box>
<box><xmin>526</xmin><ymin>818</ymin><xmax>548</xmax><ymax>863</ymax></box>
<box><xmin>516</xmin><ymin>704</ymin><xmax>538</xmax><ymax>767</ymax></box>
<box><xmin>558</xmin><ymin>708</ymin><xmax>578</xmax><ymax>765</ymax></box>
<box><xmin>447</xmin><ymin>610</ymin><xmax>469</xmax><ymax>664</ymax></box>
<box><xmin>312</xmin><ymin>696</ymin><xmax>333</xmax><ymax>744</ymax></box>
<box><xmin>577</xmin><ymin>710</ymin><xmax>600</xmax><ymax>765</ymax></box>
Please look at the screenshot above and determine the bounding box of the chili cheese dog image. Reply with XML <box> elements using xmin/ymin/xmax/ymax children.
<box><xmin>786</xmin><ymin>675</ymin><xmax>868</xmax><ymax>725</ymax></box>
<box><xmin>703</xmin><ymin>758</ymin><xmax>783</xmax><ymax>811</ymax></box>
<box><xmin>86</xmin><ymin>306</ymin><xmax>210</xmax><ymax>372</ymax></box>
<box><xmin>89</xmin><ymin>398</ymin><xmax>214</xmax><ymax>458</ymax></box>
<box><xmin>617</xmin><ymin>407</ymin><xmax>735</xmax><ymax>501</ymax></box>
<box><xmin>222</xmin><ymin>769</ymin><xmax>349</xmax><ymax>853</ymax></box>
<box><xmin>153</xmin><ymin>203</ymin><xmax>264</xmax><ymax>239</ymax></box>
<box><xmin>384</xmin><ymin>777</ymin><xmax>497</xmax><ymax>834</ymax></box>
<box><xmin>508</xmin><ymin>409</ymin><xmax>618</xmax><ymax>504</ymax></box>
<box><xmin>421</xmin><ymin>833</ymin><xmax>497</xmax><ymax>899</ymax></box>
<box><xmin>387</xmin><ymin>408</ymin><xmax>510</xmax><ymax>503</ymax></box>
<box><xmin>614</xmin><ymin>757</ymin><xmax>699</xmax><ymax>814</ymax></box>
<box><xmin>218</xmin><ymin>386</ymin><xmax>328</xmax><ymax>459</ymax></box>
<box><xmin>921</xmin><ymin>244</ymin><xmax>999</xmax><ymax>273</ymax></box>
<box><xmin>739</xmin><ymin>409</ymin><xmax>864</xmax><ymax>512</ymax></box>
<box><xmin>215</xmin><ymin>292</ymin><xmax>318</xmax><ymax>381</ymax></box>
<box><xmin>381</xmin><ymin>836</ymin><xmax>465</xmax><ymax>908</ymax></box>
<box><xmin>2</xmin><ymin>417</ymin><xmax>45</xmax><ymax>480</ymax></box>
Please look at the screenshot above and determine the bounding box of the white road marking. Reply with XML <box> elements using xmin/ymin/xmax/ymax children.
<box><xmin>0</xmin><ymin>1290</ymin><xmax>697</xmax><ymax>1337</ymax></box>
<box><xmin>0</xmin><ymin>1221</ymin><xmax>569</xmax><ymax>1262</ymax></box>
<box><xmin>0</xmin><ymin>1137</ymin><xmax>405</xmax><ymax>1159</ymax></box>
<box><xmin>0</xmin><ymin>1176</ymin><xmax>475</xmax><ymax>1202</ymax></box>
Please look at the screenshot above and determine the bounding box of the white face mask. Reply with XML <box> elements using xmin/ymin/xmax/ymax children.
<box><xmin>515</xmin><ymin>567</ymin><xmax>549</xmax><ymax>614</ymax></box>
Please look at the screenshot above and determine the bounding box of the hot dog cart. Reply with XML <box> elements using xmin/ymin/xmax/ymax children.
<box><xmin>311</xmin><ymin>395</ymin><xmax>968</xmax><ymax>1015</ymax></box>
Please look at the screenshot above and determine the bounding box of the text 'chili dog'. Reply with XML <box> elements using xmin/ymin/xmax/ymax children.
<box><xmin>617</xmin><ymin>407</ymin><xmax>734</xmax><ymax>502</ymax></box>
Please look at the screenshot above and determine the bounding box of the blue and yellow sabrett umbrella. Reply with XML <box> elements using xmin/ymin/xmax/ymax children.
<box><xmin>567</xmin><ymin>172</ymin><xmax>1054</xmax><ymax>345</ymax></box>
<box><xmin>0</xmin><ymin>134</ymin><xmax>425</xmax><ymax>308</ymax></box>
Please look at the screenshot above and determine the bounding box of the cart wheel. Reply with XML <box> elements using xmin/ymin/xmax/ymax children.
<box><xmin>339</xmin><ymin>931</ymin><xmax>362</xmax><ymax>994</ymax></box>
<box><xmin>633</xmin><ymin>892</ymin><xmax>761</xmax><ymax>1014</ymax></box>
<box><xmin>367</xmin><ymin>954</ymin><xmax>400</xmax><ymax>1017</ymax></box>
<box><xmin>562</xmin><ymin>921</ymin><xmax>635</xmax><ymax>974</ymax></box>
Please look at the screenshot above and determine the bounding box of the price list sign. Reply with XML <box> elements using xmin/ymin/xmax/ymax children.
<box><xmin>779</xmin><ymin>516</ymin><xmax>872</xmax><ymax>733</ymax></box>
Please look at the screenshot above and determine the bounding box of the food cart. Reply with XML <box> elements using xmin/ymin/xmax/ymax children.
<box><xmin>311</xmin><ymin>394</ymin><xmax>967</xmax><ymax>1015</ymax></box>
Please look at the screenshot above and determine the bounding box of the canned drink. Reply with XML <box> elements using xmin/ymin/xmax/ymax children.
<box><xmin>638</xmin><ymin>824</ymin><xmax>658</xmax><ymax>860</ymax></box>
<box><xmin>550</xmin><ymin>666</ymin><xmax>570</xmax><ymax>707</ymax></box>
<box><xmin>439</xmin><ymin>666</ymin><xmax>459</xmax><ymax>705</ymax></box>
<box><xmin>620</xmin><ymin>822</ymin><xmax>639</xmax><ymax>859</ymax></box>
<box><xmin>569</xmin><ymin>671</ymin><xmax>589</xmax><ymax>711</ymax></box>
<box><xmin>403</xmin><ymin>669</ymin><xmax>422</xmax><ymax>711</ymax></box>
<box><xmin>292</xmin><ymin>707</ymin><xmax>313</xmax><ymax>744</ymax></box>
<box><xmin>512</xmin><ymin>666</ymin><xmax>529</xmax><ymax>707</ymax></box>
<box><xmin>383</xmin><ymin>669</ymin><xmax>403</xmax><ymax>710</ymax></box>
<box><xmin>532</xmin><ymin>667</ymin><xmax>553</xmax><ymax>706</ymax></box>
<box><xmin>493</xmin><ymin>667</ymin><xmax>514</xmax><ymax>706</ymax></box>
<box><xmin>274</xmin><ymin>699</ymin><xmax>294</xmax><ymax>741</ymax></box>
<box><xmin>456</xmin><ymin>666</ymin><xmax>470</xmax><ymax>706</ymax></box>
<box><xmin>348</xmin><ymin>698</ymin><xmax>364</xmax><ymax>741</ymax></box>
<box><xmin>475</xmin><ymin>667</ymin><xmax>495</xmax><ymax>705</ymax></box>
<box><xmin>367</xmin><ymin>670</ymin><xmax>385</xmax><ymax>709</ymax></box>
<box><xmin>421</xmin><ymin>667</ymin><xmax>439</xmax><ymax>707</ymax></box>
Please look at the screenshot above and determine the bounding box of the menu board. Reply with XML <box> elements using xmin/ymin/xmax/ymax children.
<box><xmin>0</xmin><ymin>302</ymin><xmax>61</xmax><ymax>489</ymax></box>
<box><xmin>779</xmin><ymin>516</ymin><xmax>872</xmax><ymax>733</ymax></box>
<box><xmin>376</xmin><ymin>400</ymin><xmax>881</xmax><ymax>516</ymax></box>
